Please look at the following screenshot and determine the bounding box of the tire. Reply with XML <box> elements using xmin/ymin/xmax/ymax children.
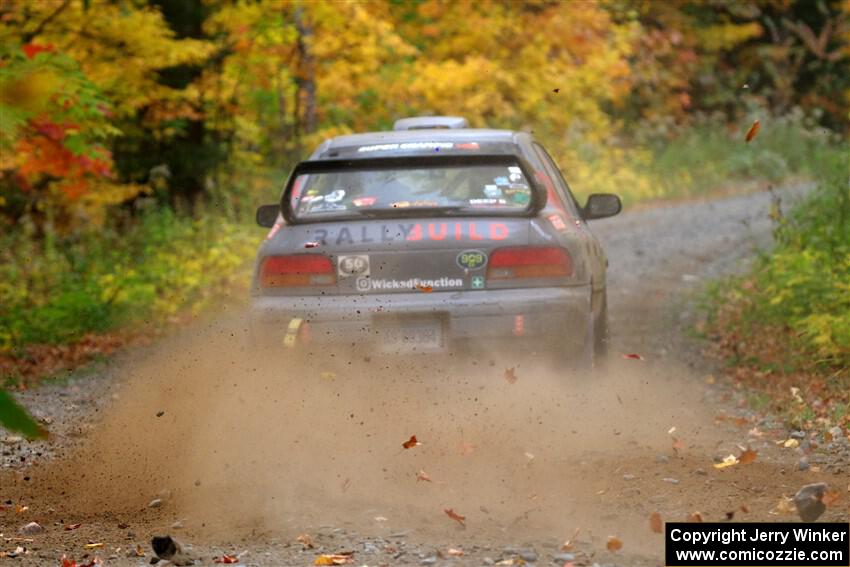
<box><xmin>548</xmin><ymin>287</ymin><xmax>608</xmax><ymax>374</ymax></box>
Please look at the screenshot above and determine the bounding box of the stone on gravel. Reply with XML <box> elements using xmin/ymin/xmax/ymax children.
<box><xmin>151</xmin><ymin>535</ymin><xmax>194</xmax><ymax>566</ymax></box>
<box><xmin>553</xmin><ymin>553</ymin><xmax>576</xmax><ymax>563</ymax></box>
<box><xmin>793</xmin><ymin>482</ymin><xmax>828</xmax><ymax>522</ymax></box>
<box><xmin>798</xmin><ymin>458</ymin><xmax>810</xmax><ymax>471</ymax></box>
<box><xmin>420</xmin><ymin>556</ymin><xmax>437</xmax><ymax>565</ymax></box>
<box><xmin>656</xmin><ymin>455</ymin><xmax>669</xmax><ymax>464</ymax></box>
<box><xmin>148</xmin><ymin>498</ymin><xmax>163</xmax><ymax>508</ymax></box>
<box><xmin>19</xmin><ymin>521</ymin><xmax>44</xmax><ymax>535</ymax></box>
<box><xmin>662</xmin><ymin>477</ymin><xmax>680</xmax><ymax>484</ymax></box>
<box><xmin>3</xmin><ymin>435</ymin><xmax>23</xmax><ymax>445</ymax></box>
<box><xmin>790</xmin><ymin>430</ymin><xmax>806</xmax><ymax>440</ymax></box>
<box><xmin>519</xmin><ymin>549</ymin><xmax>538</xmax><ymax>562</ymax></box>
<box><xmin>622</xmin><ymin>474</ymin><xmax>636</xmax><ymax>481</ymax></box>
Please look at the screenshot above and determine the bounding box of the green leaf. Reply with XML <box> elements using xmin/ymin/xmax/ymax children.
<box><xmin>0</xmin><ymin>389</ymin><xmax>48</xmax><ymax>439</ymax></box>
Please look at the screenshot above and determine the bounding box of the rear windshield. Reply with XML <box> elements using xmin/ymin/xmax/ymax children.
<box><xmin>290</xmin><ymin>163</ymin><xmax>533</xmax><ymax>220</ymax></box>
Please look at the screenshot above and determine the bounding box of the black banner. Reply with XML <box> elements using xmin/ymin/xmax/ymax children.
<box><xmin>666</xmin><ymin>522</ymin><xmax>849</xmax><ymax>566</ymax></box>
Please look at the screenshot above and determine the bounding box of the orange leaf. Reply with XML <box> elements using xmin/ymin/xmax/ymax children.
<box><xmin>444</xmin><ymin>508</ymin><xmax>466</xmax><ymax>526</ymax></box>
<box><xmin>649</xmin><ymin>512</ymin><xmax>663</xmax><ymax>533</ymax></box>
<box><xmin>672</xmin><ymin>437</ymin><xmax>684</xmax><ymax>454</ymax></box>
<box><xmin>745</xmin><ymin>119</ymin><xmax>760</xmax><ymax>142</ymax></box>
<box><xmin>738</xmin><ymin>448</ymin><xmax>758</xmax><ymax>464</ymax></box>
<box><xmin>416</xmin><ymin>469</ymin><xmax>432</xmax><ymax>482</ymax></box>
<box><xmin>415</xmin><ymin>284</ymin><xmax>433</xmax><ymax>293</ymax></box>
<box><xmin>687</xmin><ymin>511</ymin><xmax>703</xmax><ymax>522</ymax></box>
<box><xmin>314</xmin><ymin>554</ymin><xmax>354</xmax><ymax>566</ymax></box>
<box><xmin>214</xmin><ymin>555</ymin><xmax>239</xmax><ymax>564</ymax></box>
<box><xmin>458</xmin><ymin>439</ymin><xmax>476</xmax><ymax>455</ymax></box>
<box><xmin>606</xmin><ymin>536</ymin><xmax>623</xmax><ymax>552</ymax></box>
<box><xmin>402</xmin><ymin>435</ymin><xmax>420</xmax><ymax>449</ymax></box>
<box><xmin>622</xmin><ymin>353</ymin><xmax>644</xmax><ymax>360</ymax></box>
<box><xmin>822</xmin><ymin>490</ymin><xmax>842</xmax><ymax>507</ymax></box>
<box><xmin>504</xmin><ymin>367</ymin><xmax>518</xmax><ymax>384</ymax></box>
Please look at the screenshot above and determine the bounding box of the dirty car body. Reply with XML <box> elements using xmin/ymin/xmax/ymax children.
<box><xmin>250</xmin><ymin>117</ymin><xmax>620</xmax><ymax>365</ymax></box>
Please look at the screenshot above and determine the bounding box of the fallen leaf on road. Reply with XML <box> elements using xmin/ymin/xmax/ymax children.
<box><xmin>561</xmin><ymin>527</ymin><xmax>580</xmax><ymax>551</ymax></box>
<box><xmin>83</xmin><ymin>543</ymin><xmax>104</xmax><ymax>549</ymax></box>
<box><xmin>134</xmin><ymin>544</ymin><xmax>145</xmax><ymax>557</ymax></box>
<box><xmin>687</xmin><ymin>512</ymin><xmax>703</xmax><ymax>522</ymax></box>
<box><xmin>214</xmin><ymin>555</ymin><xmax>238</xmax><ymax>564</ymax></box>
<box><xmin>16</xmin><ymin>505</ymin><xmax>28</xmax><ymax>513</ymax></box>
<box><xmin>725</xmin><ymin>511</ymin><xmax>735</xmax><ymax>520</ymax></box>
<box><xmin>415</xmin><ymin>284</ymin><xmax>433</xmax><ymax>293</ymax></box>
<box><xmin>504</xmin><ymin>367</ymin><xmax>518</xmax><ymax>384</ymax></box>
<box><xmin>444</xmin><ymin>508</ymin><xmax>466</xmax><ymax>526</ymax></box>
<box><xmin>402</xmin><ymin>435</ymin><xmax>420</xmax><ymax>449</ymax></box>
<box><xmin>738</xmin><ymin>448</ymin><xmax>758</xmax><ymax>464</ymax></box>
<box><xmin>61</xmin><ymin>557</ymin><xmax>98</xmax><ymax>567</ymax></box>
<box><xmin>64</xmin><ymin>523</ymin><xmax>82</xmax><ymax>531</ymax></box>
<box><xmin>745</xmin><ymin>119</ymin><xmax>760</xmax><ymax>142</ymax></box>
<box><xmin>606</xmin><ymin>536</ymin><xmax>623</xmax><ymax>551</ymax></box>
<box><xmin>297</xmin><ymin>533</ymin><xmax>314</xmax><ymax>549</ymax></box>
<box><xmin>458</xmin><ymin>439</ymin><xmax>476</xmax><ymax>455</ymax></box>
<box><xmin>822</xmin><ymin>490</ymin><xmax>841</xmax><ymax>507</ymax></box>
<box><xmin>314</xmin><ymin>553</ymin><xmax>354</xmax><ymax>565</ymax></box>
<box><xmin>740</xmin><ymin>504</ymin><xmax>750</xmax><ymax>513</ymax></box>
<box><xmin>649</xmin><ymin>512</ymin><xmax>663</xmax><ymax>533</ymax></box>
<box><xmin>774</xmin><ymin>496</ymin><xmax>796</xmax><ymax>515</ymax></box>
<box><xmin>713</xmin><ymin>454</ymin><xmax>739</xmax><ymax>469</ymax></box>
<box><xmin>667</xmin><ymin>426</ymin><xmax>676</xmax><ymax>435</ymax></box>
<box><xmin>416</xmin><ymin>469</ymin><xmax>432</xmax><ymax>482</ymax></box>
<box><xmin>783</xmin><ymin>438</ymin><xmax>800</xmax><ymax>448</ymax></box>
<box><xmin>447</xmin><ymin>548</ymin><xmax>465</xmax><ymax>557</ymax></box>
<box><xmin>672</xmin><ymin>437</ymin><xmax>684</xmax><ymax>454</ymax></box>
<box><xmin>374</xmin><ymin>516</ymin><xmax>388</xmax><ymax>522</ymax></box>
<box><xmin>320</xmin><ymin>371</ymin><xmax>336</xmax><ymax>380</ymax></box>
<box><xmin>622</xmin><ymin>353</ymin><xmax>644</xmax><ymax>360</ymax></box>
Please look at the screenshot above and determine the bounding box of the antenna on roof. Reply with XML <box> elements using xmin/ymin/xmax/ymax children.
<box><xmin>393</xmin><ymin>116</ymin><xmax>468</xmax><ymax>131</ymax></box>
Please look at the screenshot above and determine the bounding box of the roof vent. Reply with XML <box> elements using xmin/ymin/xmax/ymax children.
<box><xmin>393</xmin><ymin>116</ymin><xmax>469</xmax><ymax>131</ymax></box>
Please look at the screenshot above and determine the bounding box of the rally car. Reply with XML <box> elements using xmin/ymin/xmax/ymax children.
<box><xmin>250</xmin><ymin>116</ymin><xmax>621</xmax><ymax>368</ymax></box>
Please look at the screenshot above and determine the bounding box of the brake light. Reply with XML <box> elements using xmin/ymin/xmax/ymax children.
<box><xmin>260</xmin><ymin>254</ymin><xmax>336</xmax><ymax>287</ymax></box>
<box><xmin>487</xmin><ymin>246</ymin><xmax>572</xmax><ymax>279</ymax></box>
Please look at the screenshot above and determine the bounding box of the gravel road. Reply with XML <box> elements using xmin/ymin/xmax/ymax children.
<box><xmin>3</xmin><ymin>184</ymin><xmax>848</xmax><ymax>567</ymax></box>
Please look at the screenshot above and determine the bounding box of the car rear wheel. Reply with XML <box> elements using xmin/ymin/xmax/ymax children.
<box><xmin>548</xmin><ymin>288</ymin><xmax>608</xmax><ymax>374</ymax></box>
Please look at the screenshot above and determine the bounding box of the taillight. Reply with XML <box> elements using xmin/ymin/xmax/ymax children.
<box><xmin>260</xmin><ymin>255</ymin><xmax>336</xmax><ymax>287</ymax></box>
<box><xmin>487</xmin><ymin>246</ymin><xmax>572</xmax><ymax>279</ymax></box>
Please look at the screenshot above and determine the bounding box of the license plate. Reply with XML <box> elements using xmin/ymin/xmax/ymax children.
<box><xmin>376</xmin><ymin>319</ymin><xmax>444</xmax><ymax>353</ymax></box>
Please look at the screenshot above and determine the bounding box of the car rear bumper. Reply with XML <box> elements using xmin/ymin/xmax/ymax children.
<box><xmin>249</xmin><ymin>286</ymin><xmax>591</xmax><ymax>353</ymax></box>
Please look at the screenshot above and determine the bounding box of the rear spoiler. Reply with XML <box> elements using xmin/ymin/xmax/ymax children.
<box><xmin>278</xmin><ymin>154</ymin><xmax>546</xmax><ymax>225</ymax></box>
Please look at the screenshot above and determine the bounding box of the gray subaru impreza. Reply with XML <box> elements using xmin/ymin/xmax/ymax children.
<box><xmin>251</xmin><ymin>116</ymin><xmax>620</xmax><ymax>368</ymax></box>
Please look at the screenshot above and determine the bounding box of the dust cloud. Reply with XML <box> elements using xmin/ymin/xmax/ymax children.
<box><xmin>63</xmin><ymin>314</ymin><xmax>712</xmax><ymax>551</ymax></box>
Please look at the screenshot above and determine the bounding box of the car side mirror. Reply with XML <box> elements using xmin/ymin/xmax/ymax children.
<box><xmin>256</xmin><ymin>204</ymin><xmax>280</xmax><ymax>228</ymax></box>
<box><xmin>583</xmin><ymin>193</ymin><xmax>621</xmax><ymax>220</ymax></box>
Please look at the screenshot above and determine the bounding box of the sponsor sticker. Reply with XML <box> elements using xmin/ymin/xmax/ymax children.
<box><xmin>457</xmin><ymin>249</ymin><xmax>488</xmax><ymax>270</ymax></box>
<box><xmin>337</xmin><ymin>254</ymin><xmax>370</xmax><ymax>278</ymax></box>
<box><xmin>355</xmin><ymin>276</ymin><xmax>462</xmax><ymax>291</ymax></box>
<box><xmin>357</xmin><ymin>142</ymin><xmax>455</xmax><ymax>153</ymax></box>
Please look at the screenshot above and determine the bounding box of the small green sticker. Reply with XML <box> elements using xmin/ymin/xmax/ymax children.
<box><xmin>471</xmin><ymin>276</ymin><xmax>485</xmax><ymax>289</ymax></box>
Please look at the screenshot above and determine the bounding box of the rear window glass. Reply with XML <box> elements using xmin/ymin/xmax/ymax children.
<box><xmin>290</xmin><ymin>163</ymin><xmax>533</xmax><ymax>219</ymax></box>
